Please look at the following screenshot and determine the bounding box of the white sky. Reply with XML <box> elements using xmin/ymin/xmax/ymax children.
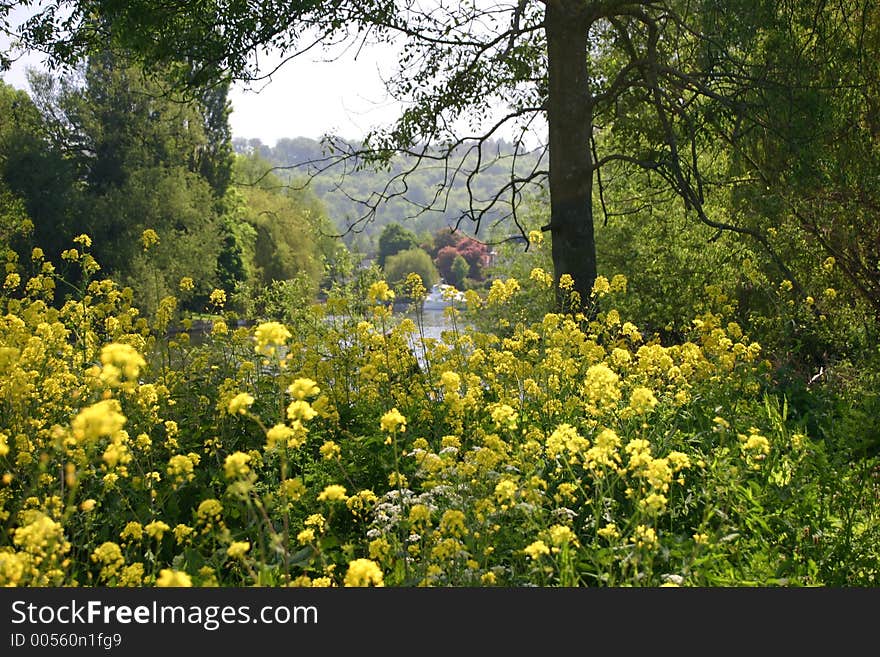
<box><xmin>2</xmin><ymin>41</ymin><xmax>404</xmax><ymax>146</ymax></box>
<box><xmin>227</xmin><ymin>41</ymin><xmax>407</xmax><ymax>144</ymax></box>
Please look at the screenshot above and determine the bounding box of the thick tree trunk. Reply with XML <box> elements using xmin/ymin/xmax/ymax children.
<box><xmin>545</xmin><ymin>1</ymin><xmax>595</xmax><ymax>311</ymax></box>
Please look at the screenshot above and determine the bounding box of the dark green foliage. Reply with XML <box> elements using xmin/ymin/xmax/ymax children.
<box><xmin>0</xmin><ymin>80</ymin><xmax>81</xmax><ymax>262</ymax></box>
<box><xmin>377</xmin><ymin>223</ymin><xmax>418</xmax><ymax>268</ymax></box>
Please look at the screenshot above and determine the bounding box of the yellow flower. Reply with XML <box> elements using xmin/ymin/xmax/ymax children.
<box><xmin>156</xmin><ymin>569</ymin><xmax>192</xmax><ymax>587</ymax></box>
<box><xmin>173</xmin><ymin>524</ymin><xmax>194</xmax><ymax>544</ymax></box>
<box><xmin>287</xmin><ymin>400</ymin><xmax>318</xmax><ymax>422</ymax></box>
<box><xmin>141</xmin><ymin>229</ymin><xmax>160</xmax><ymax>251</ymax></box>
<box><xmin>488</xmin><ymin>403</ymin><xmax>517</xmax><ymax>430</ymax></box>
<box><xmin>145</xmin><ymin>520</ymin><xmax>170</xmax><ymax>541</ymax></box>
<box><xmin>79</xmin><ymin>499</ymin><xmax>97</xmax><ymax>512</ymax></box>
<box><xmin>343</xmin><ymin>558</ymin><xmax>384</xmax><ymax>587</ymax></box>
<box><xmin>91</xmin><ymin>542</ymin><xmax>123</xmax><ymax>566</ymax></box>
<box><xmin>227</xmin><ymin>392</ymin><xmax>254</xmax><ymax>415</ymax></box>
<box><xmin>633</xmin><ymin>525</ymin><xmax>658</xmax><ymax>550</ymax></box>
<box><xmin>167</xmin><ymin>454</ymin><xmax>197</xmax><ymax>484</ymax></box>
<box><xmin>345</xmin><ymin>489</ymin><xmax>378</xmax><ymax>518</ymax></box>
<box><xmin>3</xmin><ymin>272</ymin><xmax>20</xmax><ymax>290</ymax></box>
<box><xmin>583</xmin><ymin>364</ymin><xmax>621</xmax><ymax>409</ymax></box>
<box><xmin>592</xmin><ymin>275</ymin><xmax>611</xmax><ymax>297</ymax></box>
<box><xmin>628</xmin><ymin>387</ymin><xmax>658</xmax><ymax>415</ymax></box>
<box><xmin>120</xmin><ymin>522</ymin><xmax>143</xmax><ymax>542</ymax></box>
<box><xmin>196</xmin><ymin>499</ymin><xmax>223</xmax><ymax>522</ymax></box>
<box><xmin>227</xmin><ymin>541</ymin><xmax>251</xmax><ymax>559</ymax></box>
<box><xmin>439</xmin><ymin>370</ymin><xmax>461</xmax><ymax>394</ymax></box>
<box><xmin>209</xmin><ymin>288</ymin><xmax>226</xmax><ymax>308</ymax></box>
<box><xmin>319</xmin><ymin>441</ymin><xmax>341</xmax><ymax>460</ymax></box>
<box><xmin>641</xmin><ymin>492</ymin><xmax>668</xmax><ymax>514</ymax></box>
<box><xmin>597</xmin><ymin>523</ymin><xmax>620</xmax><ymax>540</ymax></box>
<box><xmin>99</xmin><ymin>343</ymin><xmax>146</xmax><ymax>388</ymax></box>
<box><xmin>71</xmin><ymin>400</ymin><xmax>127</xmax><ymax>445</ymax></box>
<box><xmin>178</xmin><ymin>277</ymin><xmax>195</xmax><ymax>291</ymax></box>
<box><xmin>529</xmin><ymin>267</ymin><xmax>553</xmax><ymax>287</ymax></box>
<box><xmin>439</xmin><ymin>509</ymin><xmax>468</xmax><ymax>537</ymax></box>
<box><xmin>288</xmin><ymin>378</ymin><xmax>320</xmax><ymax>400</ymax></box>
<box><xmin>317</xmin><ymin>484</ymin><xmax>347</xmax><ymax>502</ymax></box>
<box><xmin>380</xmin><ymin>408</ymin><xmax>407</xmax><ymax>433</ymax></box>
<box><xmin>367</xmin><ymin>280</ymin><xmax>395</xmax><ymax>303</ymax></box>
<box><xmin>223</xmin><ymin>452</ymin><xmax>252</xmax><ymax>479</ymax></box>
<box><xmin>265</xmin><ymin>423</ymin><xmax>294</xmax><ymax>450</ymax></box>
<box><xmin>254</xmin><ymin>321</ymin><xmax>292</xmax><ymax>356</ymax></box>
<box><xmin>494</xmin><ymin>479</ymin><xmax>517</xmax><ymax>502</ymax></box>
<box><xmin>548</xmin><ymin>525</ymin><xmax>579</xmax><ymax>547</ymax></box>
<box><xmin>73</xmin><ymin>234</ymin><xmax>92</xmax><ymax>248</ymax></box>
<box><xmin>486</xmin><ymin>278</ymin><xmax>520</xmax><ymax>305</ymax></box>
<box><xmin>523</xmin><ymin>540</ymin><xmax>550</xmax><ymax>560</ymax></box>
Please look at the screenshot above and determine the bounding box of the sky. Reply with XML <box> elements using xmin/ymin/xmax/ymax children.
<box><xmin>1</xmin><ymin>39</ymin><xmax>404</xmax><ymax>146</ymax></box>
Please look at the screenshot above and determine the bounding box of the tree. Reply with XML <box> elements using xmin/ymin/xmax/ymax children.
<box><xmin>377</xmin><ymin>223</ymin><xmax>418</xmax><ymax>268</ymax></box>
<box><xmin>449</xmin><ymin>254</ymin><xmax>470</xmax><ymax>290</ymax></box>
<box><xmin>17</xmin><ymin>50</ymin><xmax>234</xmax><ymax>310</ymax></box>
<box><xmin>0</xmin><ymin>80</ymin><xmax>80</xmax><ymax>262</ymax></box>
<box><xmin>712</xmin><ymin>1</ymin><xmax>880</xmax><ymax>321</ymax></box>
<box><xmin>3</xmin><ymin>1</ymin><xmax>818</xmax><ymax>306</ymax></box>
<box><xmin>383</xmin><ymin>247</ymin><xmax>439</xmax><ymax>290</ymax></box>
<box><xmin>232</xmin><ymin>151</ymin><xmax>337</xmax><ymax>294</ymax></box>
<box><xmin>428</xmin><ymin>228</ymin><xmax>491</xmax><ymax>284</ymax></box>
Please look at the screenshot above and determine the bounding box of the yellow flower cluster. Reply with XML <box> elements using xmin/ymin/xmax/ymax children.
<box><xmin>254</xmin><ymin>321</ymin><xmax>291</xmax><ymax>357</ymax></box>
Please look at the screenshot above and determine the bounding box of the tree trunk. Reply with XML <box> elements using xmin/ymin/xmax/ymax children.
<box><xmin>545</xmin><ymin>1</ymin><xmax>595</xmax><ymax>311</ymax></box>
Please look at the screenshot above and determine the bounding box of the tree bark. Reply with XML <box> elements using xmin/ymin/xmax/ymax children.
<box><xmin>545</xmin><ymin>1</ymin><xmax>595</xmax><ymax>311</ymax></box>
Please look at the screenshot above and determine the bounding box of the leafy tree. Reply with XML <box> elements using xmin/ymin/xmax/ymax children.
<box><xmin>429</xmin><ymin>228</ymin><xmax>491</xmax><ymax>284</ymax></box>
<box><xmin>196</xmin><ymin>81</ymin><xmax>234</xmax><ymax>199</ymax></box>
<box><xmin>377</xmin><ymin>223</ymin><xmax>418</xmax><ymax>268</ymax></box>
<box><xmin>0</xmin><ymin>181</ymin><xmax>32</xmax><ymax>254</ymax></box>
<box><xmin>15</xmin><ymin>50</ymin><xmax>235</xmax><ymax>311</ymax></box>
<box><xmin>0</xmin><ymin>80</ymin><xmax>80</xmax><ymax>262</ymax></box>
<box><xmin>714</xmin><ymin>1</ymin><xmax>880</xmax><ymax>321</ymax></box>
<box><xmin>449</xmin><ymin>254</ymin><xmax>470</xmax><ymax>290</ymax></box>
<box><xmin>383</xmin><ymin>247</ymin><xmax>439</xmax><ymax>290</ymax></box>
<box><xmin>232</xmin><ymin>151</ymin><xmax>337</xmax><ymax>295</ymax></box>
<box><xmin>6</xmin><ymin>0</ymin><xmax>773</xmax><ymax>307</ymax></box>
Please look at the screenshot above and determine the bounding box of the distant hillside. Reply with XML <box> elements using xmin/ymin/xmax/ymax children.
<box><xmin>232</xmin><ymin>136</ymin><xmax>546</xmax><ymax>255</ymax></box>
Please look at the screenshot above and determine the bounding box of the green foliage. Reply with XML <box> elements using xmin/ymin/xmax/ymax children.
<box><xmin>382</xmin><ymin>247</ymin><xmax>439</xmax><ymax>290</ymax></box>
<box><xmin>0</xmin><ymin>182</ymin><xmax>33</xmax><ymax>253</ymax></box>
<box><xmin>112</xmin><ymin>166</ymin><xmax>223</xmax><ymax>314</ymax></box>
<box><xmin>377</xmin><ymin>223</ymin><xmax>418</xmax><ymax>268</ymax></box>
<box><xmin>230</xmin><ymin>152</ymin><xmax>336</xmax><ymax>303</ymax></box>
<box><xmin>0</xmin><ymin>80</ymin><xmax>80</xmax><ymax>260</ymax></box>
<box><xmin>449</xmin><ymin>254</ymin><xmax>469</xmax><ymax>289</ymax></box>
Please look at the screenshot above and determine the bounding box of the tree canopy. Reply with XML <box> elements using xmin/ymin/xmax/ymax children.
<box><xmin>4</xmin><ymin>0</ymin><xmax>878</xmax><ymax>314</ymax></box>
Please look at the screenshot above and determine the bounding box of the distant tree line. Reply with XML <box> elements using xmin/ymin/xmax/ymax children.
<box><xmin>232</xmin><ymin>136</ymin><xmax>544</xmax><ymax>259</ymax></box>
